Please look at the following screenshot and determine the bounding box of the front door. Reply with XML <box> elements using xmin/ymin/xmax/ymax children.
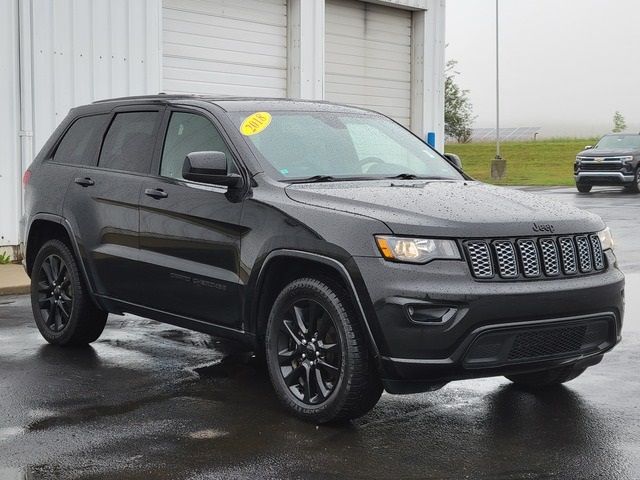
<box><xmin>138</xmin><ymin>109</ymin><xmax>245</xmax><ymax>328</ymax></box>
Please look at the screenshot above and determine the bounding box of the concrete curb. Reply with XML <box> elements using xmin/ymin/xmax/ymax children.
<box><xmin>0</xmin><ymin>285</ymin><xmax>30</xmax><ymax>296</ymax></box>
<box><xmin>0</xmin><ymin>264</ymin><xmax>30</xmax><ymax>297</ymax></box>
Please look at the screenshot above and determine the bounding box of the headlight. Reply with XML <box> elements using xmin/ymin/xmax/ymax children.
<box><xmin>375</xmin><ymin>236</ymin><xmax>461</xmax><ymax>264</ymax></box>
<box><xmin>597</xmin><ymin>227</ymin><xmax>614</xmax><ymax>251</ymax></box>
<box><xmin>620</xmin><ymin>156</ymin><xmax>634</xmax><ymax>162</ymax></box>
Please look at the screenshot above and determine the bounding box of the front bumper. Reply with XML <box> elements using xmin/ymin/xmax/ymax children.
<box><xmin>575</xmin><ymin>171</ymin><xmax>635</xmax><ymax>184</ymax></box>
<box><xmin>352</xmin><ymin>251</ymin><xmax>624</xmax><ymax>392</ymax></box>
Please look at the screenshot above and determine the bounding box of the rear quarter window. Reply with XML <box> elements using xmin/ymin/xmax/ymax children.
<box><xmin>52</xmin><ymin>114</ymin><xmax>109</xmax><ymax>166</ymax></box>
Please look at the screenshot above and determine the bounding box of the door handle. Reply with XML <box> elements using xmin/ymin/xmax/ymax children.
<box><xmin>144</xmin><ymin>188</ymin><xmax>168</xmax><ymax>199</ymax></box>
<box><xmin>74</xmin><ymin>177</ymin><xmax>95</xmax><ymax>187</ymax></box>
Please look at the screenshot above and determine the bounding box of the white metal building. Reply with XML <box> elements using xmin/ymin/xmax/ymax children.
<box><xmin>0</xmin><ymin>0</ymin><xmax>446</xmax><ymax>256</ymax></box>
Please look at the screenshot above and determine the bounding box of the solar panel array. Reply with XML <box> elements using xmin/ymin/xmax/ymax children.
<box><xmin>448</xmin><ymin>127</ymin><xmax>541</xmax><ymax>143</ymax></box>
<box><xmin>475</xmin><ymin>127</ymin><xmax>540</xmax><ymax>142</ymax></box>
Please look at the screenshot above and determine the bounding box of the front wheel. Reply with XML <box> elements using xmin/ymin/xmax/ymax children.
<box><xmin>624</xmin><ymin>168</ymin><xmax>640</xmax><ymax>193</ymax></box>
<box><xmin>576</xmin><ymin>183</ymin><xmax>592</xmax><ymax>193</ymax></box>
<box><xmin>31</xmin><ymin>239</ymin><xmax>107</xmax><ymax>346</ymax></box>
<box><xmin>265</xmin><ymin>277</ymin><xmax>382</xmax><ymax>423</ymax></box>
<box><xmin>505</xmin><ymin>364</ymin><xmax>586</xmax><ymax>389</ymax></box>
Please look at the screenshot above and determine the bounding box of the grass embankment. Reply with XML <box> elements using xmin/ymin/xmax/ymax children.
<box><xmin>445</xmin><ymin>138</ymin><xmax>598</xmax><ymax>186</ymax></box>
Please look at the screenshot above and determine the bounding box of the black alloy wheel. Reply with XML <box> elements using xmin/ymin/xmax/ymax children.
<box><xmin>277</xmin><ymin>299</ymin><xmax>342</xmax><ymax>405</ymax></box>
<box><xmin>265</xmin><ymin>277</ymin><xmax>383</xmax><ymax>423</ymax></box>
<box><xmin>36</xmin><ymin>254</ymin><xmax>74</xmax><ymax>333</ymax></box>
<box><xmin>31</xmin><ymin>239</ymin><xmax>108</xmax><ymax>346</ymax></box>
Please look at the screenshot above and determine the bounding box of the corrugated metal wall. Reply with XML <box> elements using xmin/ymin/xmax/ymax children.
<box><xmin>162</xmin><ymin>0</ymin><xmax>287</xmax><ymax>97</ymax></box>
<box><xmin>0</xmin><ymin>0</ymin><xmax>21</xmax><ymax>247</ymax></box>
<box><xmin>30</xmin><ymin>0</ymin><xmax>162</xmax><ymax>152</ymax></box>
<box><xmin>325</xmin><ymin>0</ymin><xmax>412</xmax><ymax>127</ymax></box>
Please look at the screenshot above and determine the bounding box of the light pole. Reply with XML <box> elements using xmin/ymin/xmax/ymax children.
<box><xmin>491</xmin><ymin>0</ymin><xmax>506</xmax><ymax>179</ymax></box>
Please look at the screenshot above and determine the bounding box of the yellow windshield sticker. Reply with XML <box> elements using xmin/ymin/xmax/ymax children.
<box><xmin>240</xmin><ymin>112</ymin><xmax>272</xmax><ymax>136</ymax></box>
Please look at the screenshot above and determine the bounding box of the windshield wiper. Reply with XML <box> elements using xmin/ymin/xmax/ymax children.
<box><xmin>387</xmin><ymin>174</ymin><xmax>455</xmax><ymax>181</ymax></box>
<box><xmin>389</xmin><ymin>173</ymin><xmax>419</xmax><ymax>179</ymax></box>
<box><xmin>289</xmin><ymin>175</ymin><xmax>336</xmax><ymax>183</ymax></box>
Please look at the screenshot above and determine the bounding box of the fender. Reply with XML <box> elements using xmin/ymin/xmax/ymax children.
<box><xmin>25</xmin><ymin>213</ymin><xmax>106</xmax><ymax>310</ymax></box>
<box><xmin>253</xmin><ymin>249</ymin><xmax>381</xmax><ymax>358</ymax></box>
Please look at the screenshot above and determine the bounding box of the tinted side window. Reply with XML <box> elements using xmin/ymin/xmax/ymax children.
<box><xmin>160</xmin><ymin>112</ymin><xmax>237</xmax><ymax>180</ymax></box>
<box><xmin>53</xmin><ymin>114</ymin><xmax>109</xmax><ymax>166</ymax></box>
<box><xmin>98</xmin><ymin>112</ymin><xmax>160</xmax><ymax>173</ymax></box>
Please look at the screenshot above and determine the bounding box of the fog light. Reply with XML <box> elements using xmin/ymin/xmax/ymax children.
<box><xmin>405</xmin><ymin>304</ymin><xmax>456</xmax><ymax>324</ymax></box>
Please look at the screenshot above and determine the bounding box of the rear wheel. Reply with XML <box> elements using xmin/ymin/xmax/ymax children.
<box><xmin>31</xmin><ymin>239</ymin><xmax>107</xmax><ymax>346</ymax></box>
<box><xmin>265</xmin><ymin>277</ymin><xmax>382</xmax><ymax>423</ymax></box>
<box><xmin>576</xmin><ymin>183</ymin><xmax>592</xmax><ymax>193</ymax></box>
<box><xmin>505</xmin><ymin>365</ymin><xmax>586</xmax><ymax>389</ymax></box>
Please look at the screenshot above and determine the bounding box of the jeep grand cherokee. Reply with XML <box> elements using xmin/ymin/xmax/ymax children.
<box><xmin>21</xmin><ymin>96</ymin><xmax>624</xmax><ymax>423</ymax></box>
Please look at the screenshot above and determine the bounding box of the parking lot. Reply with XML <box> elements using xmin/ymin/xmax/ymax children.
<box><xmin>0</xmin><ymin>186</ymin><xmax>638</xmax><ymax>480</ymax></box>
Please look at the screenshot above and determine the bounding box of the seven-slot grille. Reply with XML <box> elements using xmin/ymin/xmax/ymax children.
<box><xmin>464</xmin><ymin>234</ymin><xmax>605</xmax><ymax>280</ymax></box>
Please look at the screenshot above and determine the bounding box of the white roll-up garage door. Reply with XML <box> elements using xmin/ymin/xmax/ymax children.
<box><xmin>162</xmin><ymin>0</ymin><xmax>287</xmax><ymax>97</ymax></box>
<box><xmin>325</xmin><ymin>0</ymin><xmax>412</xmax><ymax>127</ymax></box>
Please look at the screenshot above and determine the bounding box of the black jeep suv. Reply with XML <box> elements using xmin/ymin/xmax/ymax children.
<box><xmin>575</xmin><ymin>133</ymin><xmax>640</xmax><ymax>193</ymax></box>
<box><xmin>22</xmin><ymin>95</ymin><xmax>624</xmax><ymax>423</ymax></box>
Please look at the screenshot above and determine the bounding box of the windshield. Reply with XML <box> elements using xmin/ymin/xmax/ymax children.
<box><xmin>595</xmin><ymin>135</ymin><xmax>640</xmax><ymax>150</ymax></box>
<box><xmin>230</xmin><ymin>111</ymin><xmax>464</xmax><ymax>181</ymax></box>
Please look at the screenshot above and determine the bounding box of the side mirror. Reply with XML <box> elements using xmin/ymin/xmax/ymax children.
<box><xmin>584</xmin><ymin>145</ymin><xmax>593</xmax><ymax>150</ymax></box>
<box><xmin>182</xmin><ymin>151</ymin><xmax>243</xmax><ymax>187</ymax></box>
<box><xmin>443</xmin><ymin>153</ymin><xmax>463</xmax><ymax>169</ymax></box>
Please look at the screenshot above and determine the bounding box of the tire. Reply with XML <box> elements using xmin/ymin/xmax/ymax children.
<box><xmin>576</xmin><ymin>183</ymin><xmax>592</xmax><ymax>193</ymax></box>
<box><xmin>505</xmin><ymin>365</ymin><xmax>586</xmax><ymax>389</ymax></box>
<box><xmin>265</xmin><ymin>277</ymin><xmax>382</xmax><ymax>423</ymax></box>
<box><xmin>624</xmin><ymin>168</ymin><xmax>640</xmax><ymax>193</ymax></box>
<box><xmin>31</xmin><ymin>239</ymin><xmax>107</xmax><ymax>346</ymax></box>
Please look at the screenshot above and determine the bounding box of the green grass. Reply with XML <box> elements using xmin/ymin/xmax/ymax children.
<box><xmin>445</xmin><ymin>138</ymin><xmax>598</xmax><ymax>186</ymax></box>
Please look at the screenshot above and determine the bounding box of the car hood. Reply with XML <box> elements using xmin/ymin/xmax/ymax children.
<box><xmin>578</xmin><ymin>149</ymin><xmax>639</xmax><ymax>157</ymax></box>
<box><xmin>285</xmin><ymin>180</ymin><xmax>604</xmax><ymax>237</ymax></box>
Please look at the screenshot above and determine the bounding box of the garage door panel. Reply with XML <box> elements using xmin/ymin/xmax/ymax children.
<box><xmin>325</xmin><ymin>64</ymin><xmax>410</xmax><ymax>83</ymax></box>
<box><xmin>324</xmin><ymin>39</ymin><xmax>410</xmax><ymax>63</ymax></box>
<box><xmin>325</xmin><ymin>0</ymin><xmax>412</xmax><ymax>128</ymax></box>
<box><xmin>164</xmin><ymin>56</ymin><xmax>286</xmax><ymax>80</ymax></box>
<box><xmin>163</xmin><ymin>43</ymin><xmax>286</xmax><ymax>70</ymax></box>
<box><xmin>325</xmin><ymin>17</ymin><xmax>412</xmax><ymax>39</ymax></box>
<box><xmin>163</xmin><ymin>78</ymin><xmax>285</xmax><ymax>97</ymax></box>
<box><xmin>165</xmin><ymin>0</ymin><xmax>286</xmax><ymax>26</ymax></box>
<box><xmin>162</xmin><ymin>0</ymin><xmax>286</xmax><ymax>97</ymax></box>
<box><xmin>164</xmin><ymin>31</ymin><xmax>286</xmax><ymax>60</ymax></box>
<box><xmin>326</xmin><ymin>82</ymin><xmax>411</xmax><ymax>100</ymax></box>
<box><xmin>164</xmin><ymin>66</ymin><xmax>285</xmax><ymax>90</ymax></box>
<box><xmin>163</xmin><ymin>18</ymin><xmax>286</xmax><ymax>47</ymax></box>
<box><xmin>325</xmin><ymin>73</ymin><xmax>409</xmax><ymax>91</ymax></box>
<box><xmin>325</xmin><ymin>53</ymin><xmax>410</xmax><ymax>74</ymax></box>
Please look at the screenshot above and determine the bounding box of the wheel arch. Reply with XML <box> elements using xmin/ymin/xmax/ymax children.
<box><xmin>250</xmin><ymin>250</ymin><xmax>380</xmax><ymax>359</ymax></box>
<box><xmin>25</xmin><ymin>214</ymin><xmax>101</xmax><ymax>308</ymax></box>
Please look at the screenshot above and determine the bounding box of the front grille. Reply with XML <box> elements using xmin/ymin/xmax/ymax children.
<box><xmin>465</xmin><ymin>241</ymin><xmax>493</xmax><ymax>278</ymax></box>
<box><xmin>463</xmin><ymin>234</ymin><xmax>606</xmax><ymax>280</ymax></box>
<box><xmin>579</xmin><ymin>163</ymin><xmax>622</xmax><ymax>172</ymax></box>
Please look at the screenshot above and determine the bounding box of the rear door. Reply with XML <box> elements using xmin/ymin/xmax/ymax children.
<box><xmin>63</xmin><ymin>106</ymin><xmax>163</xmax><ymax>303</ymax></box>
<box><xmin>137</xmin><ymin>107</ymin><xmax>245</xmax><ymax>328</ymax></box>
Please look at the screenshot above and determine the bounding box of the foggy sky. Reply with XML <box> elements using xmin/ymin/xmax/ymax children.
<box><xmin>446</xmin><ymin>0</ymin><xmax>640</xmax><ymax>138</ymax></box>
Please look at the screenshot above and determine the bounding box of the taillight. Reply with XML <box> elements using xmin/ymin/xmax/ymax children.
<box><xmin>22</xmin><ymin>170</ymin><xmax>31</xmax><ymax>186</ymax></box>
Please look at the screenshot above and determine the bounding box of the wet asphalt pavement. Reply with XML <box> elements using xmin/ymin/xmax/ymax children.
<box><xmin>1</xmin><ymin>186</ymin><xmax>639</xmax><ymax>479</ymax></box>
